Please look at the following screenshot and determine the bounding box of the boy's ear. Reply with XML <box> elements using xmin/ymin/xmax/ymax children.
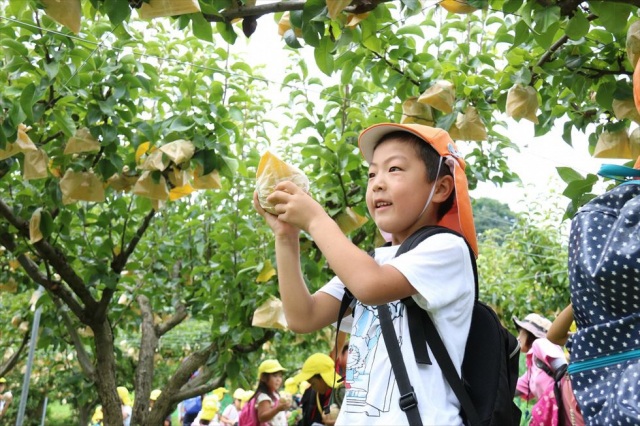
<box><xmin>433</xmin><ymin>174</ymin><xmax>454</xmax><ymax>202</ymax></box>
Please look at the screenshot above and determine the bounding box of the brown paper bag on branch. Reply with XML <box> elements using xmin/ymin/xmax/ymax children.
<box><xmin>140</xmin><ymin>150</ymin><xmax>169</xmax><ymax>171</ymax></box>
<box><xmin>593</xmin><ymin>129</ymin><xmax>632</xmax><ymax>159</ymax></box>
<box><xmin>132</xmin><ymin>171</ymin><xmax>169</xmax><ymax>200</ymax></box>
<box><xmin>506</xmin><ymin>84</ymin><xmax>539</xmax><ymax>124</ymax></box>
<box><xmin>107</xmin><ymin>172</ymin><xmax>139</xmax><ymax>192</ymax></box>
<box><xmin>192</xmin><ymin>166</ymin><xmax>222</xmax><ymax>190</ymax></box>
<box><xmin>612</xmin><ymin>99</ymin><xmax>640</xmax><ymax>124</ymax></box>
<box><xmin>42</xmin><ymin>0</ymin><xmax>82</xmax><ymax>33</ymax></box>
<box><xmin>23</xmin><ymin>149</ymin><xmax>49</xmax><ymax>180</ymax></box>
<box><xmin>64</xmin><ymin>127</ymin><xmax>100</xmax><ymax>155</ymax></box>
<box><xmin>158</xmin><ymin>139</ymin><xmax>195</xmax><ymax>165</ymax></box>
<box><xmin>450</xmin><ymin>106</ymin><xmax>487</xmax><ymax>141</ymax></box>
<box><xmin>417</xmin><ymin>80</ymin><xmax>455</xmax><ymax>113</ymax></box>
<box><xmin>336</xmin><ymin>207</ymin><xmax>368</xmax><ymax>234</ymax></box>
<box><xmin>138</xmin><ymin>0</ymin><xmax>201</xmax><ymax>19</ymax></box>
<box><xmin>16</xmin><ymin>124</ymin><xmax>37</xmax><ymax>152</ymax></box>
<box><xmin>627</xmin><ymin>20</ymin><xmax>640</xmax><ymax>68</ymax></box>
<box><xmin>252</xmin><ymin>296</ymin><xmax>288</xmax><ymax>330</ymax></box>
<box><xmin>29</xmin><ymin>208</ymin><xmax>43</xmax><ymax>243</ymax></box>
<box><xmin>401</xmin><ymin>97</ymin><xmax>434</xmax><ymax>126</ymax></box>
<box><xmin>256</xmin><ymin>151</ymin><xmax>309</xmax><ymax>214</ymax></box>
<box><xmin>59</xmin><ymin>169</ymin><xmax>106</xmax><ymax>204</ymax></box>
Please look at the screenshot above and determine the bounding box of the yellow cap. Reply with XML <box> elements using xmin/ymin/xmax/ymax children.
<box><xmin>0</xmin><ymin>377</ymin><xmax>6</xmax><ymax>384</ymax></box>
<box><xmin>292</xmin><ymin>353</ymin><xmax>342</xmax><ymax>388</ymax></box>
<box><xmin>150</xmin><ymin>389</ymin><xmax>162</xmax><ymax>401</ymax></box>
<box><xmin>257</xmin><ymin>359</ymin><xmax>286</xmax><ymax>378</ymax></box>
<box><xmin>284</xmin><ymin>377</ymin><xmax>298</xmax><ymax>395</ymax></box>
<box><xmin>200</xmin><ymin>394</ymin><xmax>220</xmax><ymax>421</ymax></box>
<box><xmin>232</xmin><ymin>388</ymin><xmax>245</xmax><ymax>400</ymax></box>
<box><xmin>117</xmin><ymin>386</ymin><xmax>132</xmax><ymax>406</ymax></box>
<box><xmin>212</xmin><ymin>387</ymin><xmax>228</xmax><ymax>400</ymax></box>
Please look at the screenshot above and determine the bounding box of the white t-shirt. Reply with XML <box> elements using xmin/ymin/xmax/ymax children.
<box><xmin>320</xmin><ymin>233</ymin><xmax>474</xmax><ymax>426</ymax></box>
<box><xmin>221</xmin><ymin>403</ymin><xmax>239</xmax><ymax>424</ymax></box>
<box><xmin>256</xmin><ymin>393</ymin><xmax>287</xmax><ymax>426</ymax></box>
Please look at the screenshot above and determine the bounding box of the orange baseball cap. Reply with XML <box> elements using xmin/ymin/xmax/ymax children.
<box><xmin>359</xmin><ymin>123</ymin><xmax>478</xmax><ymax>257</ymax></box>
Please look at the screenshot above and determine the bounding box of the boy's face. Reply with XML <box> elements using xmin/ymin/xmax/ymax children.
<box><xmin>366</xmin><ymin>138</ymin><xmax>435</xmax><ymax>244</ymax></box>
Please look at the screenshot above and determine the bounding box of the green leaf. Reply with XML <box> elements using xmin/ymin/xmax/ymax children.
<box><xmin>191</xmin><ymin>13</ymin><xmax>213</xmax><ymax>43</ymax></box>
<box><xmin>53</xmin><ymin>110</ymin><xmax>76</xmax><ymax>136</ymax></box>
<box><xmin>565</xmin><ymin>10</ymin><xmax>590</xmax><ymax>41</ymax></box>
<box><xmin>105</xmin><ymin>0</ymin><xmax>131</xmax><ymax>26</ymax></box>
<box><xmin>314</xmin><ymin>37</ymin><xmax>335</xmax><ymax>76</ymax></box>
<box><xmin>561</xmin><ymin>174</ymin><xmax>598</xmax><ymax>199</ymax></box>
<box><xmin>216</xmin><ymin>22</ymin><xmax>237</xmax><ymax>44</ymax></box>
<box><xmin>396</xmin><ymin>25</ymin><xmax>423</xmax><ymax>37</ymax></box>
<box><xmin>556</xmin><ymin>167</ymin><xmax>584</xmax><ymax>184</ymax></box>
<box><xmin>589</xmin><ymin>3</ymin><xmax>633</xmax><ymax>33</ymax></box>
<box><xmin>20</xmin><ymin>83</ymin><xmax>36</xmax><ymax>123</ymax></box>
<box><xmin>39</xmin><ymin>209</ymin><xmax>54</xmax><ymax>239</ymax></box>
<box><xmin>284</xmin><ymin>29</ymin><xmax>302</xmax><ymax>49</ymax></box>
<box><xmin>0</xmin><ymin>38</ymin><xmax>29</xmax><ymax>57</ymax></box>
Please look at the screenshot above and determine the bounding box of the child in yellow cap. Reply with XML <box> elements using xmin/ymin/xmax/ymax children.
<box><xmin>220</xmin><ymin>388</ymin><xmax>244</xmax><ymax>426</ymax></box>
<box><xmin>241</xmin><ymin>359</ymin><xmax>291</xmax><ymax>425</ymax></box>
<box><xmin>255</xmin><ymin>123</ymin><xmax>478</xmax><ymax>425</ymax></box>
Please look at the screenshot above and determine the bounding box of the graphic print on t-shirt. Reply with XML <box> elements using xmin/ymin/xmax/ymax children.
<box><xmin>344</xmin><ymin>301</ymin><xmax>403</xmax><ymax>417</ymax></box>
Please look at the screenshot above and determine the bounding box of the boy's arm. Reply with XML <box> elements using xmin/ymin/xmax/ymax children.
<box><xmin>266</xmin><ymin>182</ymin><xmax>417</xmax><ymax>306</ymax></box>
<box><xmin>255</xmin><ymin>192</ymin><xmax>345</xmax><ymax>333</ymax></box>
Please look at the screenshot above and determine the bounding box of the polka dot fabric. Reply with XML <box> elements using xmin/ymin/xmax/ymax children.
<box><xmin>568</xmin><ymin>183</ymin><xmax>640</xmax><ymax>425</ymax></box>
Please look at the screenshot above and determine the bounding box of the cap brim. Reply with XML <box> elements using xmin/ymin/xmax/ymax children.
<box><xmin>292</xmin><ymin>370</ymin><xmax>313</xmax><ymax>384</ymax></box>
<box><xmin>358</xmin><ymin>123</ymin><xmax>456</xmax><ymax>164</ymax></box>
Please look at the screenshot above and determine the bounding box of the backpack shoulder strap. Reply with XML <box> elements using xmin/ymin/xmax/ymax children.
<box><xmin>378</xmin><ymin>303</ymin><xmax>423</xmax><ymax>426</ymax></box>
<box><xmin>398</xmin><ymin>226</ymin><xmax>481</xmax><ymax>425</ymax></box>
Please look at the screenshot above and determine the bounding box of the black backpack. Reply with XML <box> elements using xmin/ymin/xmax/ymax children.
<box><xmin>337</xmin><ymin>226</ymin><xmax>522</xmax><ymax>426</ymax></box>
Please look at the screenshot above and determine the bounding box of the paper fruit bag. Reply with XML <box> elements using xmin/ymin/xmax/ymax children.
<box><xmin>256</xmin><ymin>151</ymin><xmax>309</xmax><ymax>214</ymax></box>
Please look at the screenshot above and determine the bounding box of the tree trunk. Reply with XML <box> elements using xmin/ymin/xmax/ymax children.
<box><xmin>91</xmin><ymin>318</ymin><xmax>123</xmax><ymax>426</ymax></box>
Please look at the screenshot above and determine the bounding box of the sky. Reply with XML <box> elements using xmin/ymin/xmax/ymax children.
<box><xmin>232</xmin><ymin>6</ymin><xmax>627</xmax><ymax>213</ymax></box>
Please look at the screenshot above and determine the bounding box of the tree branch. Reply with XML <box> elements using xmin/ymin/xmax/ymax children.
<box><xmin>132</xmin><ymin>295</ymin><xmax>157</xmax><ymax>424</ymax></box>
<box><xmin>201</xmin><ymin>0</ymin><xmax>392</xmax><ymax>22</ymax></box>
<box><xmin>0</xmin><ymin>232</ymin><xmax>88</xmax><ymax>321</ymax></box>
<box><xmin>0</xmin><ymin>331</ymin><xmax>30</xmax><ymax>377</ymax></box>
<box><xmin>231</xmin><ymin>330</ymin><xmax>275</xmax><ymax>353</ymax></box>
<box><xmin>53</xmin><ymin>298</ymin><xmax>97</xmax><ymax>381</ymax></box>
<box><xmin>155</xmin><ymin>303</ymin><xmax>188</xmax><ymax>337</ymax></box>
<box><xmin>111</xmin><ymin>209</ymin><xmax>156</xmax><ymax>273</ymax></box>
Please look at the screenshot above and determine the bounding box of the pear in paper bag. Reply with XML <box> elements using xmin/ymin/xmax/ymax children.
<box><xmin>138</xmin><ymin>0</ymin><xmax>201</xmax><ymax>19</ymax></box>
<box><xmin>192</xmin><ymin>165</ymin><xmax>221</xmax><ymax>189</ymax></box>
<box><xmin>252</xmin><ymin>296</ymin><xmax>288</xmax><ymax>330</ymax></box>
<box><xmin>41</xmin><ymin>0</ymin><xmax>82</xmax><ymax>34</ymax></box>
<box><xmin>418</xmin><ymin>81</ymin><xmax>455</xmax><ymax>114</ymax></box>
<box><xmin>327</xmin><ymin>0</ymin><xmax>351</xmax><ymax>19</ymax></box>
<box><xmin>0</xmin><ymin>143</ymin><xmax>21</xmax><ymax>160</ymax></box>
<box><xmin>140</xmin><ymin>149</ymin><xmax>169</xmax><ymax>171</ymax></box>
<box><xmin>256</xmin><ymin>151</ymin><xmax>309</xmax><ymax>214</ymax></box>
<box><xmin>451</xmin><ymin>106</ymin><xmax>487</xmax><ymax>141</ymax></box>
<box><xmin>23</xmin><ymin>149</ymin><xmax>49</xmax><ymax>180</ymax></box>
<box><xmin>336</xmin><ymin>207</ymin><xmax>368</xmax><ymax>234</ymax></box>
<box><xmin>612</xmin><ymin>98</ymin><xmax>640</xmax><ymax>124</ymax></box>
<box><xmin>159</xmin><ymin>139</ymin><xmax>195</xmax><ymax>165</ymax></box>
<box><xmin>132</xmin><ymin>171</ymin><xmax>169</xmax><ymax>200</ymax></box>
<box><xmin>401</xmin><ymin>97</ymin><xmax>434</xmax><ymax>126</ymax></box>
<box><xmin>30</xmin><ymin>208</ymin><xmax>44</xmax><ymax>243</ymax></box>
<box><xmin>627</xmin><ymin>20</ymin><xmax>640</xmax><ymax>68</ymax></box>
<box><xmin>64</xmin><ymin>128</ymin><xmax>100</xmax><ymax>155</ymax></box>
<box><xmin>59</xmin><ymin>170</ymin><xmax>106</xmax><ymax>204</ymax></box>
<box><xmin>107</xmin><ymin>172</ymin><xmax>138</xmax><ymax>192</ymax></box>
<box><xmin>593</xmin><ymin>129</ymin><xmax>631</xmax><ymax>159</ymax></box>
<box><xmin>506</xmin><ymin>84</ymin><xmax>539</xmax><ymax>124</ymax></box>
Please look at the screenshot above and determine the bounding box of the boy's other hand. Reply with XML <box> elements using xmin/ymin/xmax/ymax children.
<box><xmin>266</xmin><ymin>181</ymin><xmax>326</xmax><ymax>232</ymax></box>
<box><xmin>254</xmin><ymin>190</ymin><xmax>300</xmax><ymax>239</ymax></box>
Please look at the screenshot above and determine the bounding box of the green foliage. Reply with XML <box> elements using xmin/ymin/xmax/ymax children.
<box><xmin>478</xmin><ymin>200</ymin><xmax>570</xmax><ymax>332</ymax></box>
<box><xmin>472</xmin><ymin>197</ymin><xmax>517</xmax><ymax>237</ymax></box>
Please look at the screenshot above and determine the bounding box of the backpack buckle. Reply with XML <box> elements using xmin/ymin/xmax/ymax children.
<box><xmin>399</xmin><ymin>391</ymin><xmax>418</xmax><ymax>412</ymax></box>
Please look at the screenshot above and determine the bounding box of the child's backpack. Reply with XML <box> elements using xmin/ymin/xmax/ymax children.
<box><xmin>183</xmin><ymin>395</ymin><xmax>202</xmax><ymax>417</ymax></box>
<box><xmin>237</xmin><ymin>392</ymin><xmax>277</xmax><ymax>426</ymax></box>
<box><xmin>338</xmin><ymin>226</ymin><xmax>522</xmax><ymax>426</ymax></box>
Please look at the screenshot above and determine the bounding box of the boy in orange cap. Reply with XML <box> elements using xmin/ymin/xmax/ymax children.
<box><xmin>255</xmin><ymin>123</ymin><xmax>477</xmax><ymax>425</ymax></box>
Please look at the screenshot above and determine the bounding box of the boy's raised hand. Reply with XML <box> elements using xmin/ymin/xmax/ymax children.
<box><xmin>264</xmin><ymin>181</ymin><xmax>327</xmax><ymax>233</ymax></box>
<box><xmin>253</xmin><ymin>190</ymin><xmax>300</xmax><ymax>239</ymax></box>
